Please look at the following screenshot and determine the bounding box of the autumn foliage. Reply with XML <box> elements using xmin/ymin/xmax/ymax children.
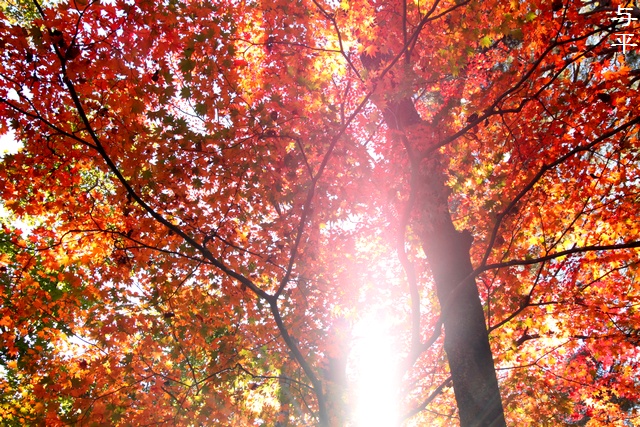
<box><xmin>1</xmin><ymin>0</ymin><xmax>640</xmax><ymax>425</ymax></box>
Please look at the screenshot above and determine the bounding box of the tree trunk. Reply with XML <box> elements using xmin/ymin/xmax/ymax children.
<box><xmin>415</xmin><ymin>159</ymin><xmax>506</xmax><ymax>427</ymax></box>
<box><xmin>382</xmin><ymin>98</ymin><xmax>507</xmax><ymax>427</ymax></box>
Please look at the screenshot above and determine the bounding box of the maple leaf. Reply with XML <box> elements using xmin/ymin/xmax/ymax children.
<box><xmin>363</xmin><ymin>44</ymin><xmax>379</xmax><ymax>57</ymax></box>
<box><xmin>479</xmin><ymin>35</ymin><xmax>493</xmax><ymax>49</ymax></box>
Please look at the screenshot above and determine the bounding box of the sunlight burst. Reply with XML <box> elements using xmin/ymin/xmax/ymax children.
<box><xmin>349</xmin><ymin>313</ymin><xmax>400</xmax><ymax>427</ymax></box>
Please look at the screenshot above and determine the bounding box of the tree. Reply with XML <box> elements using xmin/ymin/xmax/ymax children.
<box><xmin>1</xmin><ymin>0</ymin><xmax>640</xmax><ymax>425</ymax></box>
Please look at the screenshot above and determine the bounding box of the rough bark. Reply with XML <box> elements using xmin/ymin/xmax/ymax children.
<box><xmin>383</xmin><ymin>97</ymin><xmax>507</xmax><ymax>427</ymax></box>
<box><xmin>415</xmin><ymin>161</ymin><xmax>506</xmax><ymax>427</ymax></box>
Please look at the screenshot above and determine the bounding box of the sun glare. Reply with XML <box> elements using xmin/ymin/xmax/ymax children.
<box><xmin>349</xmin><ymin>312</ymin><xmax>400</xmax><ymax>427</ymax></box>
<box><xmin>0</xmin><ymin>130</ymin><xmax>21</xmax><ymax>156</ymax></box>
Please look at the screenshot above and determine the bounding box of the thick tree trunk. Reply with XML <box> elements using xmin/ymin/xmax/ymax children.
<box><xmin>360</xmin><ymin>51</ymin><xmax>505</xmax><ymax>425</ymax></box>
<box><xmin>381</xmin><ymin>97</ymin><xmax>507</xmax><ymax>426</ymax></box>
<box><xmin>415</xmin><ymin>159</ymin><xmax>506</xmax><ymax>427</ymax></box>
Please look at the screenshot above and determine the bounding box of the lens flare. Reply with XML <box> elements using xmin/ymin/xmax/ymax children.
<box><xmin>349</xmin><ymin>313</ymin><xmax>400</xmax><ymax>427</ymax></box>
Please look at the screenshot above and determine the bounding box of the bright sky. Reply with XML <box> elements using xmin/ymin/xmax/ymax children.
<box><xmin>0</xmin><ymin>130</ymin><xmax>28</xmax><ymax>232</ymax></box>
<box><xmin>0</xmin><ymin>131</ymin><xmax>21</xmax><ymax>156</ymax></box>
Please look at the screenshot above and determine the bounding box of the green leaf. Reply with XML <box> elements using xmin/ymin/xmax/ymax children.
<box><xmin>510</xmin><ymin>28</ymin><xmax>524</xmax><ymax>41</ymax></box>
<box><xmin>140</xmin><ymin>169</ymin><xmax>153</xmax><ymax>180</ymax></box>
<box><xmin>179</xmin><ymin>58</ymin><xmax>195</xmax><ymax>74</ymax></box>
<box><xmin>192</xmin><ymin>177</ymin><xmax>203</xmax><ymax>188</ymax></box>
<box><xmin>194</xmin><ymin>103</ymin><xmax>207</xmax><ymax>115</ymax></box>
<box><xmin>480</xmin><ymin>36</ymin><xmax>492</xmax><ymax>48</ymax></box>
<box><xmin>131</xmin><ymin>99</ymin><xmax>145</xmax><ymax>114</ymax></box>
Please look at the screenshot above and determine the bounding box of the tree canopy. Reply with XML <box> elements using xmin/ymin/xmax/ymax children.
<box><xmin>1</xmin><ymin>0</ymin><xmax>640</xmax><ymax>425</ymax></box>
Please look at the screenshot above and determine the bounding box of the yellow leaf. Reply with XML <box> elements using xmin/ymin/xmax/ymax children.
<box><xmin>480</xmin><ymin>36</ymin><xmax>492</xmax><ymax>48</ymax></box>
<box><xmin>363</xmin><ymin>44</ymin><xmax>379</xmax><ymax>57</ymax></box>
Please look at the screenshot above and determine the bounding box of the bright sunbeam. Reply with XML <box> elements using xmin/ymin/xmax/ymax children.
<box><xmin>0</xmin><ymin>130</ymin><xmax>21</xmax><ymax>156</ymax></box>
<box><xmin>349</xmin><ymin>312</ymin><xmax>400</xmax><ymax>427</ymax></box>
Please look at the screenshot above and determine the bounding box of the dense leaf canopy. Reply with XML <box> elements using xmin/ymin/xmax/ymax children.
<box><xmin>1</xmin><ymin>0</ymin><xmax>640</xmax><ymax>425</ymax></box>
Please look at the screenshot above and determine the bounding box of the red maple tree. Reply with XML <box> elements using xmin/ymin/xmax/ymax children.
<box><xmin>1</xmin><ymin>0</ymin><xmax>640</xmax><ymax>425</ymax></box>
